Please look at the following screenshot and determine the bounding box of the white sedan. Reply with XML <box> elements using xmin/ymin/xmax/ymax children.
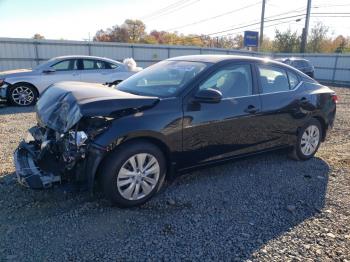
<box><xmin>0</xmin><ymin>55</ymin><xmax>142</xmax><ymax>106</ymax></box>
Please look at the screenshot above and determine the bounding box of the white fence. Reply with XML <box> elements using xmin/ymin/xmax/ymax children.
<box><xmin>0</xmin><ymin>37</ymin><xmax>349</xmax><ymax>85</ymax></box>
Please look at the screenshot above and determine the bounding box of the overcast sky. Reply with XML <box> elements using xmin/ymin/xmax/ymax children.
<box><xmin>0</xmin><ymin>0</ymin><xmax>349</xmax><ymax>41</ymax></box>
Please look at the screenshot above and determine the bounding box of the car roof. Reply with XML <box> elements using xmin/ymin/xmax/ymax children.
<box><xmin>276</xmin><ymin>57</ymin><xmax>309</xmax><ymax>62</ymax></box>
<box><xmin>168</xmin><ymin>54</ymin><xmax>279</xmax><ymax>64</ymax></box>
<box><xmin>52</xmin><ymin>55</ymin><xmax>123</xmax><ymax>65</ymax></box>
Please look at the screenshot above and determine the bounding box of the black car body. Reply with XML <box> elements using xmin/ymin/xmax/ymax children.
<box><xmin>276</xmin><ymin>57</ymin><xmax>315</xmax><ymax>78</ymax></box>
<box><xmin>15</xmin><ymin>55</ymin><xmax>337</xmax><ymax>207</ymax></box>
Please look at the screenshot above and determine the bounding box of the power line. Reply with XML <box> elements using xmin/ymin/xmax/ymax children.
<box><xmin>203</xmin><ymin>7</ymin><xmax>306</xmax><ymax>37</ymax></box>
<box><xmin>165</xmin><ymin>1</ymin><xmax>261</xmax><ymax>31</ymax></box>
<box><xmin>170</xmin><ymin>14</ymin><xmax>306</xmax><ymax>44</ymax></box>
<box><xmin>144</xmin><ymin>0</ymin><xmax>200</xmax><ymax>21</ymax></box>
<box><xmin>140</xmin><ymin>0</ymin><xmax>189</xmax><ymax>20</ymax></box>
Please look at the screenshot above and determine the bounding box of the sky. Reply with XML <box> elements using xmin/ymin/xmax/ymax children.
<box><xmin>0</xmin><ymin>0</ymin><xmax>349</xmax><ymax>41</ymax></box>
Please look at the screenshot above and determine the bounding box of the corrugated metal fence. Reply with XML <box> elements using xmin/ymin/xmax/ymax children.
<box><xmin>1</xmin><ymin>37</ymin><xmax>349</xmax><ymax>85</ymax></box>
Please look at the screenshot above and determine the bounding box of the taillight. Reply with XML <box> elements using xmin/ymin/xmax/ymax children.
<box><xmin>331</xmin><ymin>94</ymin><xmax>338</xmax><ymax>104</ymax></box>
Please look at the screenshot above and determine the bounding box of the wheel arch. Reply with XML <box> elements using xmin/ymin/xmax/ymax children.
<box><xmin>7</xmin><ymin>81</ymin><xmax>39</xmax><ymax>97</ymax></box>
<box><xmin>95</xmin><ymin>135</ymin><xmax>174</xmax><ymax>183</ymax></box>
<box><xmin>312</xmin><ymin>115</ymin><xmax>327</xmax><ymax>141</ymax></box>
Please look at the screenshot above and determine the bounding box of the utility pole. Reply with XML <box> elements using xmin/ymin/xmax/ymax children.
<box><xmin>300</xmin><ymin>0</ymin><xmax>312</xmax><ymax>53</ymax></box>
<box><xmin>259</xmin><ymin>0</ymin><xmax>266</xmax><ymax>51</ymax></box>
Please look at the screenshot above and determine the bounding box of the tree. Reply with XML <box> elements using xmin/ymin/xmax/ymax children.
<box><xmin>122</xmin><ymin>19</ymin><xmax>146</xmax><ymax>43</ymax></box>
<box><xmin>307</xmin><ymin>22</ymin><xmax>329</xmax><ymax>53</ymax></box>
<box><xmin>232</xmin><ymin>34</ymin><xmax>244</xmax><ymax>49</ymax></box>
<box><xmin>33</xmin><ymin>33</ymin><xmax>45</xmax><ymax>40</ymax></box>
<box><xmin>273</xmin><ymin>29</ymin><xmax>301</xmax><ymax>53</ymax></box>
<box><xmin>334</xmin><ymin>35</ymin><xmax>348</xmax><ymax>53</ymax></box>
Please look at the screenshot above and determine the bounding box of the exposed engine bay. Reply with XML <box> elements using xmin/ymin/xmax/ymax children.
<box><xmin>15</xmin><ymin>117</ymin><xmax>110</xmax><ymax>189</ymax></box>
<box><xmin>14</xmin><ymin>82</ymin><xmax>159</xmax><ymax>190</ymax></box>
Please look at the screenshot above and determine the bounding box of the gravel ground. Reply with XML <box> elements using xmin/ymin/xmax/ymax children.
<box><xmin>0</xmin><ymin>86</ymin><xmax>349</xmax><ymax>261</ymax></box>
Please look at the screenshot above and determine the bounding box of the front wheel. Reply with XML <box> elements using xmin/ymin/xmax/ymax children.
<box><xmin>290</xmin><ymin>119</ymin><xmax>322</xmax><ymax>160</ymax></box>
<box><xmin>8</xmin><ymin>83</ymin><xmax>38</xmax><ymax>106</ymax></box>
<box><xmin>99</xmin><ymin>141</ymin><xmax>166</xmax><ymax>207</ymax></box>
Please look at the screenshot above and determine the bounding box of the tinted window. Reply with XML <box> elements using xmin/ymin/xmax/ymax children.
<box><xmin>199</xmin><ymin>64</ymin><xmax>252</xmax><ymax>98</ymax></box>
<box><xmin>117</xmin><ymin>60</ymin><xmax>208</xmax><ymax>97</ymax></box>
<box><xmin>105</xmin><ymin>62</ymin><xmax>118</xmax><ymax>69</ymax></box>
<box><xmin>51</xmin><ymin>59</ymin><xmax>77</xmax><ymax>71</ymax></box>
<box><xmin>292</xmin><ymin>60</ymin><xmax>310</xmax><ymax>68</ymax></box>
<box><xmin>82</xmin><ymin>59</ymin><xmax>114</xmax><ymax>70</ymax></box>
<box><xmin>258</xmin><ymin>65</ymin><xmax>289</xmax><ymax>93</ymax></box>
<box><xmin>287</xmin><ymin>71</ymin><xmax>300</xmax><ymax>89</ymax></box>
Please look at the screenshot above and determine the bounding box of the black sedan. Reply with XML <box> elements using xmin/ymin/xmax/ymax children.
<box><xmin>15</xmin><ymin>55</ymin><xmax>337</xmax><ymax>207</ymax></box>
<box><xmin>276</xmin><ymin>57</ymin><xmax>315</xmax><ymax>78</ymax></box>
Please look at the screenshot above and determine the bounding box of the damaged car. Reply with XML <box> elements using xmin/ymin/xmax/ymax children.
<box><xmin>14</xmin><ymin>55</ymin><xmax>337</xmax><ymax>207</ymax></box>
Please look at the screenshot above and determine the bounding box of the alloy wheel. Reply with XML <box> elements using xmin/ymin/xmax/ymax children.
<box><xmin>300</xmin><ymin>125</ymin><xmax>320</xmax><ymax>156</ymax></box>
<box><xmin>117</xmin><ymin>153</ymin><xmax>160</xmax><ymax>200</ymax></box>
<box><xmin>11</xmin><ymin>86</ymin><xmax>35</xmax><ymax>106</ymax></box>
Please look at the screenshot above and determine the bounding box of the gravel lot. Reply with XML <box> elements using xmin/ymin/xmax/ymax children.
<box><xmin>0</xmin><ymin>86</ymin><xmax>349</xmax><ymax>261</ymax></box>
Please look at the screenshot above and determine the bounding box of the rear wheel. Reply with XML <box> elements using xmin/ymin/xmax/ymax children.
<box><xmin>8</xmin><ymin>83</ymin><xmax>37</xmax><ymax>106</ymax></box>
<box><xmin>99</xmin><ymin>141</ymin><xmax>166</xmax><ymax>207</ymax></box>
<box><xmin>290</xmin><ymin>118</ymin><xmax>322</xmax><ymax>160</ymax></box>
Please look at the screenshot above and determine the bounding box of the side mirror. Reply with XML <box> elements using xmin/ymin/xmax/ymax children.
<box><xmin>43</xmin><ymin>68</ymin><xmax>56</xmax><ymax>74</ymax></box>
<box><xmin>194</xmin><ymin>88</ymin><xmax>222</xmax><ymax>103</ymax></box>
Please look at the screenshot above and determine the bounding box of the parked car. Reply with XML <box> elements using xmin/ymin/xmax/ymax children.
<box><xmin>275</xmin><ymin>57</ymin><xmax>315</xmax><ymax>78</ymax></box>
<box><xmin>0</xmin><ymin>55</ymin><xmax>141</xmax><ymax>106</ymax></box>
<box><xmin>14</xmin><ymin>55</ymin><xmax>337</xmax><ymax>207</ymax></box>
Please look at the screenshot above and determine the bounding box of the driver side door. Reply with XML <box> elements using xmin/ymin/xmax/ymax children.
<box><xmin>180</xmin><ymin>62</ymin><xmax>264</xmax><ymax>168</ymax></box>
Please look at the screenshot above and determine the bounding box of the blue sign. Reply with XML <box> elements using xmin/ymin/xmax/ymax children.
<box><xmin>244</xmin><ymin>31</ymin><xmax>259</xmax><ymax>47</ymax></box>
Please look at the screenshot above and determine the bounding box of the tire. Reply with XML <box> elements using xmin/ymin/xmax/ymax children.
<box><xmin>99</xmin><ymin>140</ymin><xmax>166</xmax><ymax>207</ymax></box>
<box><xmin>8</xmin><ymin>83</ymin><xmax>38</xmax><ymax>106</ymax></box>
<box><xmin>289</xmin><ymin>118</ymin><xmax>323</xmax><ymax>161</ymax></box>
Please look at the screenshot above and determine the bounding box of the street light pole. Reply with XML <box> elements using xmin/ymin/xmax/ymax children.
<box><xmin>300</xmin><ymin>0</ymin><xmax>312</xmax><ymax>53</ymax></box>
<box><xmin>259</xmin><ymin>0</ymin><xmax>266</xmax><ymax>51</ymax></box>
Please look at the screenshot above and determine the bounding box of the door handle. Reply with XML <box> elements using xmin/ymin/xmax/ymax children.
<box><xmin>244</xmin><ymin>105</ymin><xmax>259</xmax><ymax>114</ymax></box>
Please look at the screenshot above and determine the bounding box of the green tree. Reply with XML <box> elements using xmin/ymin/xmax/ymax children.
<box><xmin>273</xmin><ymin>29</ymin><xmax>301</xmax><ymax>53</ymax></box>
<box><xmin>307</xmin><ymin>22</ymin><xmax>329</xmax><ymax>53</ymax></box>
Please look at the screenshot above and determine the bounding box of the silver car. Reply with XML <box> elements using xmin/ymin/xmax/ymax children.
<box><xmin>0</xmin><ymin>55</ymin><xmax>140</xmax><ymax>106</ymax></box>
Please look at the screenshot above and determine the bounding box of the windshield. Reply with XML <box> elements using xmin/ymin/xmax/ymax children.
<box><xmin>117</xmin><ymin>60</ymin><xmax>209</xmax><ymax>97</ymax></box>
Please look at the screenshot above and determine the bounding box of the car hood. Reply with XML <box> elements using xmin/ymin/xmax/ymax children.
<box><xmin>36</xmin><ymin>81</ymin><xmax>159</xmax><ymax>133</ymax></box>
<box><xmin>0</xmin><ymin>68</ymin><xmax>34</xmax><ymax>78</ymax></box>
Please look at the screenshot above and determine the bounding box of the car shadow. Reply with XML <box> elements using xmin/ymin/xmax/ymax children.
<box><xmin>0</xmin><ymin>105</ymin><xmax>34</xmax><ymax>115</ymax></box>
<box><xmin>0</xmin><ymin>151</ymin><xmax>330</xmax><ymax>260</ymax></box>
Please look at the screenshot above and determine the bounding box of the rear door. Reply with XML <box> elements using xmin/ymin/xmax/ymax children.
<box><xmin>78</xmin><ymin>59</ymin><xmax>110</xmax><ymax>83</ymax></box>
<box><xmin>255</xmin><ymin>63</ymin><xmax>303</xmax><ymax>147</ymax></box>
<box><xmin>180</xmin><ymin>62</ymin><xmax>265</xmax><ymax>168</ymax></box>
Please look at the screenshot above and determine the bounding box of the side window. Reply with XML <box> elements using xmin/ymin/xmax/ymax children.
<box><xmin>199</xmin><ymin>64</ymin><xmax>253</xmax><ymax>98</ymax></box>
<box><xmin>258</xmin><ymin>65</ymin><xmax>289</xmax><ymax>93</ymax></box>
<box><xmin>287</xmin><ymin>71</ymin><xmax>300</xmax><ymax>89</ymax></box>
<box><xmin>51</xmin><ymin>59</ymin><xmax>77</xmax><ymax>71</ymax></box>
<box><xmin>105</xmin><ymin>62</ymin><xmax>119</xmax><ymax>69</ymax></box>
<box><xmin>82</xmin><ymin>59</ymin><xmax>95</xmax><ymax>70</ymax></box>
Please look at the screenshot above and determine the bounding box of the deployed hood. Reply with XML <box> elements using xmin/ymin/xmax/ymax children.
<box><xmin>36</xmin><ymin>81</ymin><xmax>159</xmax><ymax>133</ymax></box>
<box><xmin>0</xmin><ymin>68</ymin><xmax>34</xmax><ymax>78</ymax></box>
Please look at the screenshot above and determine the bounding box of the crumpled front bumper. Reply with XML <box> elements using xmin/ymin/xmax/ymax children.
<box><xmin>14</xmin><ymin>141</ymin><xmax>61</xmax><ymax>189</ymax></box>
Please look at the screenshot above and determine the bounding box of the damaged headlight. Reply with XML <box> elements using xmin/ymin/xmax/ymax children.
<box><xmin>69</xmin><ymin>131</ymin><xmax>88</xmax><ymax>147</ymax></box>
